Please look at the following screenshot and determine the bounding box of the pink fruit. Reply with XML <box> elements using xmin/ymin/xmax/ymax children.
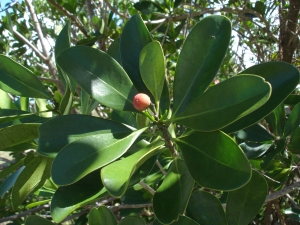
<box><xmin>133</xmin><ymin>93</ymin><xmax>151</xmax><ymax>111</ymax></box>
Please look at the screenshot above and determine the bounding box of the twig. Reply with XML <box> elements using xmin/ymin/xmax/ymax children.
<box><xmin>155</xmin><ymin>160</ymin><xmax>167</xmax><ymax>175</ymax></box>
<box><xmin>109</xmin><ymin>203</ymin><xmax>153</xmax><ymax>213</ymax></box>
<box><xmin>139</xmin><ymin>181</ymin><xmax>155</xmax><ymax>195</ymax></box>
<box><xmin>102</xmin><ymin>0</ymin><xmax>129</xmax><ymax>20</ymax></box>
<box><xmin>265</xmin><ymin>182</ymin><xmax>300</xmax><ymax>202</ymax></box>
<box><xmin>0</xmin><ymin>204</ymin><xmax>49</xmax><ymax>223</ymax></box>
<box><xmin>47</xmin><ymin>0</ymin><xmax>88</xmax><ymax>37</ymax></box>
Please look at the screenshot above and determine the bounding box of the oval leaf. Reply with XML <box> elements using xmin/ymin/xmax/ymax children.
<box><xmin>153</xmin><ymin>216</ymin><xmax>200</xmax><ymax>225</ymax></box>
<box><xmin>223</xmin><ymin>62</ymin><xmax>300</xmax><ymax>133</ymax></box>
<box><xmin>153</xmin><ymin>158</ymin><xmax>194</xmax><ymax>224</ymax></box>
<box><xmin>56</xmin><ymin>46</ymin><xmax>138</xmax><ymax>111</ymax></box>
<box><xmin>25</xmin><ymin>215</ymin><xmax>55</xmax><ymax>225</ymax></box>
<box><xmin>140</xmin><ymin>41</ymin><xmax>165</xmax><ymax>105</ymax></box>
<box><xmin>176</xmin><ymin>130</ymin><xmax>251</xmax><ymax>191</ymax></box>
<box><xmin>0</xmin><ymin>109</ymin><xmax>33</xmax><ymax>124</ymax></box>
<box><xmin>0</xmin><ymin>55</ymin><xmax>50</xmax><ymax>98</ymax></box>
<box><xmin>37</xmin><ymin>114</ymin><xmax>132</xmax><ymax>157</ymax></box>
<box><xmin>226</xmin><ymin>170</ymin><xmax>268</xmax><ymax>225</ymax></box>
<box><xmin>101</xmin><ymin>140</ymin><xmax>164</xmax><ymax>197</ymax></box>
<box><xmin>120</xmin><ymin>14</ymin><xmax>152</xmax><ymax>94</ymax></box>
<box><xmin>173</xmin><ymin>75</ymin><xmax>271</xmax><ymax>131</ymax></box>
<box><xmin>51</xmin><ymin>127</ymin><xmax>147</xmax><ymax>185</ymax></box>
<box><xmin>12</xmin><ymin>156</ymin><xmax>52</xmax><ymax>209</ymax></box>
<box><xmin>173</xmin><ymin>15</ymin><xmax>231</xmax><ymax>115</ymax></box>
<box><xmin>186</xmin><ymin>190</ymin><xmax>227</xmax><ymax>225</ymax></box>
<box><xmin>51</xmin><ymin>170</ymin><xmax>107</xmax><ymax>223</ymax></box>
<box><xmin>288</xmin><ymin>127</ymin><xmax>300</xmax><ymax>154</ymax></box>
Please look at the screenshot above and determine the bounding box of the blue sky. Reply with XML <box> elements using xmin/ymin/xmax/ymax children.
<box><xmin>0</xmin><ymin>0</ymin><xmax>20</xmax><ymax>15</ymax></box>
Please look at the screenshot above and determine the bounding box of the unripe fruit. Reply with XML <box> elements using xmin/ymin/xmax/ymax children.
<box><xmin>133</xmin><ymin>93</ymin><xmax>151</xmax><ymax>111</ymax></box>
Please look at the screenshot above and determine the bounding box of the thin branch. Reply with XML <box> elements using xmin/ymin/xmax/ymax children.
<box><xmin>0</xmin><ymin>205</ymin><xmax>50</xmax><ymax>223</ymax></box>
<box><xmin>47</xmin><ymin>0</ymin><xmax>88</xmax><ymax>37</ymax></box>
<box><xmin>139</xmin><ymin>181</ymin><xmax>155</xmax><ymax>195</ymax></box>
<box><xmin>266</xmin><ymin>182</ymin><xmax>300</xmax><ymax>202</ymax></box>
<box><xmin>102</xmin><ymin>0</ymin><xmax>129</xmax><ymax>20</ymax></box>
<box><xmin>109</xmin><ymin>203</ymin><xmax>153</xmax><ymax>213</ymax></box>
<box><xmin>156</xmin><ymin>160</ymin><xmax>167</xmax><ymax>175</ymax></box>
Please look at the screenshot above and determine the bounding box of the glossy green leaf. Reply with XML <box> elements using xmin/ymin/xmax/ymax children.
<box><xmin>239</xmin><ymin>143</ymin><xmax>272</xmax><ymax>159</ymax></box>
<box><xmin>0</xmin><ymin>141</ymin><xmax>37</xmax><ymax>152</ymax></box>
<box><xmin>118</xmin><ymin>216</ymin><xmax>146</xmax><ymax>225</ymax></box>
<box><xmin>0</xmin><ymin>166</ymin><xmax>24</xmax><ymax>198</ymax></box>
<box><xmin>0</xmin><ymin>158</ymin><xmax>24</xmax><ymax>180</ymax></box>
<box><xmin>226</xmin><ymin>170</ymin><xmax>268</xmax><ymax>225</ymax></box>
<box><xmin>134</xmin><ymin>1</ymin><xmax>165</xmax><ymax>14</ymax></box>
<box><xmin>265</xmin><ymin>104</ymin><xmax>285</xmax><ymax>137</ymax></box>
<box><xmin>153</xmin><ymin>158</ymin><xmax>194</xmax><ymax>224</ymax></box>
<box><xmin>176</xmin><ymin>130</ymin><xmax>251</xmax><ymax>190</ymax></box>
<box><xmin>36</xmin><ymin>98</ymin><xmax>52</xmax><ymax>118</ymax></box>
<box><xmin>0</xmin><ymin>124</ymin><xmax>40</xmax><ymax>150</ymax></box>
<box><xmin>288</xmin><ymin>127</ymin><xmax>300</xmax><ymax>154</ymax></box>
<box><xmin>52</xmin><ymin>127</ymin><xmax>147</xmax><ymax>185</ymax></box>
<box><xmin>172</xmin><ymin>75</ymin><xmax>271</xmax><ymax>131</ymax></box>
<box><xmin>140</xmin><ymin>41</ymin><xmax>165</xmax><ymax>105</ymax></box>
<box><xmin>261</xmin><ymin>139</ymin><xmax>285</xmax><ymax>169</ymax></box>
<box><xmin>101</xmin><ymin>140</ymin><xmax>164</xmax><ymax>197</ymax></box>
<box><xmin>0</xmin><ymin>89</ymin><xmax>17</xmax><ymax>109</ymax></box>
<box><xmin>59</xmin><ymin>86</ymin><xmax>73</xmax><ymax>115</ymax></box>
<box><xmin>284</xmin><ymin>102</ymin><xmax>300</xmax><ymax>137</ymax></box>
<box><xmin>186</xmin><ymin>191</ymin><xmax>226</xmax><ymax>225</ymax></box>
<box><xmin>235</xmin><ymin>123</ymin><xmax>274</xmax><ymax>143</ymax></box>
<box><xmin>107</xmin><ymin>38</ymin><xmax>122</xmax><ymax>65</ymax></box>
<box><xmin>57</xmin><ymin>46</ymin><xmax>138</xmax><ymax>111</ymax></box>
<box><xmin>0</xmin><ymin>55</ymin><xmax>50</xmax><ymax>99</ymax></box>
<box><xmin>25</xmin><ymin>215</ymin><xmax>55</xmax><ymax>225</ymax></box>
<box><xmin>12</xmin><ymin>155</ymin><xmax>52</xmax><ymax>209</ymax></box>
<box><xmin>111</xmin><ymin>110</ymin><xmax>137</xmax><ymax>128</ymax></box>
<box><xmin>153</xmin><ymin>216</ymin><xmax>200</xmax><ymax>225</ymax></box>
<box><xmin>37</xmin><ymin>114</ymin><xmax>132</xmax><ymax>157</ymax></box>
<box><xmin>120</xmin><ymin>14</ymin><xmax>152</xmax><ymax>94</ymax></box>
<box><xmin>51</xmin><ymin>170</ymin><xmax>108</xmax><ymax>223</ymax></box>
<box><xmin>173</xmin><ymin>15</ymin><xmax>231</xmax><ymax>115</ymax></box>
<box><xmin>88</xmin><ymin>206</ymin><xmax>118</xmax><ymax>225</ymax></box>
<box><xmin>0</xmin><ymin>109</ymin><xmax>33</xmax><ymax>124</ymax></box>
<box><xmin>80</xmin><ymin>89</ymin><xmax>98</xmax><ymax>115</ymax></box>
<box><xmin>223</xmin><ymin>62</ymin><xmax>300</xmax><ymax>133</ymax></box>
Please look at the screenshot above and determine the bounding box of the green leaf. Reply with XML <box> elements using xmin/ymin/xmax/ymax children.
<box><xmin>51</xmin><ymin>170</ymin><xmax>108</xmax><ymax>223</ymax></box>
<box><xmin>118</xmin><ymin>216</ymin><xmax>146</xmax><ymax>225</ymax></box>
<box><xmin>265</xmin><ymin>104</ymin><xmax>285</xmax><ymax>137</ymax></box>
<box><xmin>111</xmin><ymin>110</ymin><xmax>137</xmax><ymax>128</ymax></box>
<box><xmin>0</xmin><ymin>55</ymin><xmax>50</xmax><ymax>99</ymax></box>
<box><xmin>226</xmin><ymin>170</ymin><xmax>268</xmax><ymax>225</ymax></box>
<box><xmin>37</xmin><ymin>114</ymin><xmax>132</xmax><ymax>157</ymax></box>
<box><xmin>153</xmin><ymin>216</ymin><xmax>200</xmax><ymax>225</ymax></box>
<box><xmin>134</xmin><ymin>1</ymin><xmax>165</xmax><ymax>15</ymax></box>
<box><xmin>57</xmin><ymin>46</ymin><xmax>138</xmax><ymax>111</ymax></box>
<box><xmin>12</xmin><ymin>155</ymin><xmax>52</xmax><ymax>209</ymax></box>
<box><xmin>88</xmin><ymin>206</ymin><xmax>118</xmax><ymax>225</ymax></box>
<box><xmin>0</xmin><ymin>166</ymin><xmax>24</xmax><ymax>198</ymax></box>
<box><xmin>140</xmin><ymin>41</ymin><xmax>165</xmax><ymax>106</ymax></box>
<box><xmin>107</xmin><ymin>38</ymin><xmax>122</xmax><ymax>65</ymax></box>
<box><xmin>120</xmin><ymin>14</ymin><xmax>152</xmax><ymax>94</ymax></box>
<box><xmin>173</xmin><ymin>15</ymin><xmax>231</xmax><ymax>115</ymax></box>
<box><xmin>235</xmin><ymin>123</ymin><xmax>274</xmax><ymax>143</ymax></box>
<box><xmin>153</xmin><ymin>158</ymin><xmax>194</xmax><ymax>224</ymax></box>
<box><xmin>0</xmin><ymin>109</ymin><xmax>33</xmax><ymax>124</ymax></box>
<box><xmin>172</xmin><ymin>75</ymin><xmax>271</xmax><ymax>131</ymax></box>
<box><xmin>284</xmin><ymin>102</ymin><xmax>300</xmax><ymax>137</ymax></box>
<box><xmin>59</xmin><ymin>86</ymin><xmax>73</xmax><ymax>115</ymax></box>
<box><xmin>25</xmin><ymin>215</ymin><xmax>55</xmax><ymax>225</ymax></box>
<box><xmin>0</xmin><ymin>89</ymin><xmax>17</xmax><ymax>109</ymax></box>
<box><xmin>239</xmin><ymin>142</ymin><xmax>272</xmax><ymax>159</ymax></box>
<box><xmin>101</xmin><ymin>140</ymin><xmax>164</xmax><ymax>197</ymax></box>
<box><xmin>0</xmin><ymin>158</ymin><xmax>24</xmax><ymax>180</ymax></box>
<box><xmin>186</xmin><ymin>191</ymin><xmax>227</xmax><ymax>225</ymax></box>
<box><xmin>176</xmin><ymin>130</ymin><xmax>251</xmax><ymax>191</ymax></box>
<box><xmin>261</xmin><ymin>139</ymin><xmax>285</xmax><ymax>169</ymax></box>
<box><xmin>223</xmin><ymin>62</ymin><xmax>300</xmax><ymax>133</ymax></box>
<box><xmin>0</xmin><ymin>124</ymin><xmax>40</xmax><ymax>151</ymax></box>
<box><xmin>51</xmin><ymin>127</ymin><xmax>147</xmax><ymax>185</ymax></box>
<box><xmin>288</xmin><ymin>127</ymin><xmax>300</xmax><ymax>154</ymax></box>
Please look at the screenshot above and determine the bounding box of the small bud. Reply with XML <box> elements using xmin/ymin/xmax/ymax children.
<box><xmin>133</xmin><ymin>93</ymin><xmax>151</xmax><ymax>111</ymax></box>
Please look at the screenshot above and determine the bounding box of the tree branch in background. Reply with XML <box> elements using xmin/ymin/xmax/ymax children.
<box><xmin>266</xmin><ymin>182</ymin><xmax>300</xmax><ymax>202</ymax></box>
<box><xmin>103</xmin><ymin>0</ymin><xmax>129</xmax><ymax>20</ymax></box>
<box><xmin>47</xmin><ymin>0</ymin><xmax>89</xmax><ymax>37</ymax></box>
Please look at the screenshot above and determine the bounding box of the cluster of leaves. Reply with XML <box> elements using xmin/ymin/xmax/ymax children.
<box><xmin>0</xmin><ymin>0</ymin><xmax>300</xmax><ymax>225</ymax></box>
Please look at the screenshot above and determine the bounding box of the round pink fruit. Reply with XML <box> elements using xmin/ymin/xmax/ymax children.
<box><xmin>133</xmin><ymin>93</ymin><xmax>151</xmax><ymax>111</ymax></box>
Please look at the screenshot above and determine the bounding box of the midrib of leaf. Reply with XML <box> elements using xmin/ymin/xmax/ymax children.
<box><xmin>175</xmin><ymin>91</ymin><xmax>269</xmax><ymax>121</ymax></box>
<box><xmin>174</xmin><ymin>36</ymin><xmax>223</xmax><ymax>116</ymax></box>
<box><xmin>178</xmin><ymin>140</ymin><xmax>248</xmax><ymax>172</ymax></box>
<box><xmin>237</xmin><ymin>184</ymin><xmax>251</xmax><ymax>225</ymax></box>
<box><xmin>63</xmin><ymin>59</ymin><xmax>133</xmax><ymax>104</ymax></box>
